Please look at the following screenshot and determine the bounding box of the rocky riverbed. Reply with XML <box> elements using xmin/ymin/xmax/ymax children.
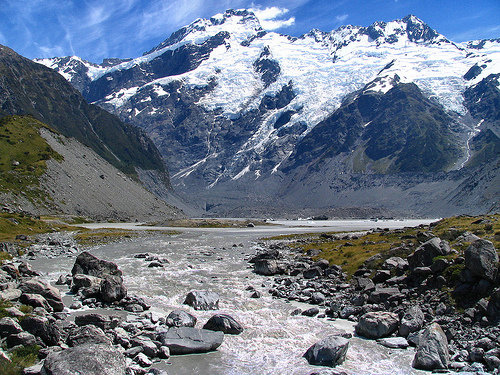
<box><xmin>0</xmin><ymin>218</ymin><xmax>498</xmax><ymax>374</ymax></box>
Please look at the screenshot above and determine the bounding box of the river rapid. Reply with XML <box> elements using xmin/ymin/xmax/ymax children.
<box><xmin>31</xmin><ymin>219</ymin><xmax>436</xmax><ymax>375</ymax></box>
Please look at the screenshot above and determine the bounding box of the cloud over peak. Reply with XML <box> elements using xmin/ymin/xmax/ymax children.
<box><xmin>250</xmin><ymin>6</ymin><xmax>296</xmax><ymax>30</ymax></box>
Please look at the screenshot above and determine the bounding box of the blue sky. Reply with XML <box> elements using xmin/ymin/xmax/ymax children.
<box><xmin>1</xmin><ymin>0</ymin><xmax>499</xmax><ymax>63</ymax></box>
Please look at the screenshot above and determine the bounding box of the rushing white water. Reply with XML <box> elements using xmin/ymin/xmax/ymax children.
<box><xmin>32</xmin><ymin>220</ymin><xmax>434</xmax><ymax>375</ymax></box>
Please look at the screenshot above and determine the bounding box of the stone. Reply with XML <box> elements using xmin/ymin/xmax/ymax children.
<box><xmin>157</xmin><ymin>327</ymin><xmax>224</xmax><ymax>354</ymax></box>
<box><xmin>6</xmin><ymin>332</ymin><xmax>37</xmax><ymax>347</ymax></box>
<box><xmin>20</xmin><ymin>315</ymin><xmax>61</xmax><ymax>346</ymax></box>
<box><xmin>71</xmin><ymin>251</ymin><xmax>122</xmax><ymax>278</ymax></box>
<box><xmin>464</xmin><ymin>239</ymin><xmax>499</xmax><ymax>282</ymax></box>
<box><xmin>99</xmin><ymin>275</ymin><xmax>127</xmax><ymax>303</ymax></box>
<box><xmin>18</xmin><ymin>278</ymin><xmax>64</xmax><ymax>312</ymax></box>
<box><xmin>408</xmin><ymin>238</ymin><xmax>451</xmax><ymax>269</ymax></box>
<box><xmin>74</xmin><ymin>313</ymin><xmax>121</xmax><ymax>330</ymax></box>
<box><xmin>382</xmin><ymin>257</ymin><xmax>408</xmax><ymax>272</ymax></box>
<box><xmin>20</xmin><ymin>293</ymin><xmax>52</xmax><ymax>311</ymax></box>
<box><xmin>22</xmin><ymin>363</ymin><xmax>43</xmax><ymax>375</ymax></box>
<box><xmin>303</xmin><ymin>335</ymin><xmax>349</xmax><ymax>367</ymax></box>
<box><xmin>311</xmin><ymin>292</ymin><xmax>326</xmax><ymax>305</ymax></box>
<box><xmin>0</xmin><ymin>317</ymin><xmax>23</xmax><ymax>336</ymax></box>
<box><xmin>302</xmin><ymin>307</ymin><xmax>320</xmax><ymax>317</ymax></box>
<box><xmin>303</xmin><ymin>267</ymin><xmax>323</xmax><ymax>279</ymax></box>
<box><xmin>412</xmin><ymin>323</ymin><xmax>450</xmax><ymax>371</ymax></box>
<box><xmin>377</xmin><ymin>337</ymin><xmax>409</xmax><ymax>349</ymax></box>
<box><xmin>355</xmin><ymin>311</ymin><xmax>399</xmax><ymax>339</ymax></box>
<box><xmin>165</xmin><ymin>310</ymin><xmax>197</xmax><ymax>327</ymax></box>
<box><xmin>18</xmin><ymin>263</ymin><xmax>40</xmax><ymax>277</ymax></box>
<box><xmin>372</xmin><ymin>270</ymin><xmax>391</xmax><ymax>283</ymax></box>
<box><xmin>399</xmin><ymin>305</ymin><xmax>425</xmax><ymax>337</ymax></box>
<box><xmin>367</xmin><ymin>287</ymin><xmax>400</xmax><ymax>304</ymax></box>
<box><xmin>42</xmin><ymin>343</ymin><xmax>126</xmax><ymax>375</ymax></box>
<box><xmin>157</xmin><ymin>346</ymin><xmax>170</xmax><ymax>359</ymax></box>
<box><xmin>134</xmin><ymin>352</ymin><xmax>152</xmax><ymax>367</ymax></box>
<box><xmin>183</xmin><ymin>291</ymin><xmax>219</xmax><ymax>310</ymax></box>
<box><xmin>254</xmin><ymin>259</ymin><xmax>280</xmax><ymax>275</ymax></box>
<box><xmin>203</xmin><ymin>314</ymin><xmax>244</xmax><ymax>335</ymax></box>
<box><xmin>71</xmin><ymin>274</ymin><xmax>102</xmax><ymax>293</ymax></box>
<box><xmin>66</xmin><ymin>325</ymin><xmax>112</xmax><ymax>347</ymax></box>
<box><xmin>130</xmin><ymin>336</ymin><xmax>158</xmax><ymax>358</ymax></box>
<box><xmin>0</xmin><ymin>287</ymin><xmax>22</xmax><ymax>301</ymax></box>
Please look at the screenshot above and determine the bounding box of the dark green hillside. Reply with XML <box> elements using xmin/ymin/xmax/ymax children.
<box><xmin>0</xmin><ymin>115</ymin><xmax>62</xmax><ymax>203</ymax></box>
<box><xmin>0</xmin><ymin>45</ymin><xmax>167</xmax><ymax>179</ymax></box>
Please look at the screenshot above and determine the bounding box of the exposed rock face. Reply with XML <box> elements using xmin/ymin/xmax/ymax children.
<box><xmin>412</xmin><ymin>323</ymin><xmax>450</xmax><ymax>370</ymax></box>
<box><xmin>157</xmin><ymin>327</ymin><xmax>224</xmax><ymax>354</ymax></box>
<box><xmin>355</xmin><ymin>311</ymin><xmax>399</xmax><ymax>339</ymax></box>
<box><xmin>464</xmin><ymin>239</ymin><xmax>499</xmax><ymax>281</ymax></box>
<box><xmin>66</xmin><ymin>325</ymin><xmax>112</xmax><ymax>347</ymax></box>
<box><xmin>42</xmin><ymin>343</ymin><xmax>127</xmax><ymax>375</ymax></box>
<box><xmin>203</xmin><ymin>314</ymin><xmax>244</xmax><ymax>335</ymax></box>
<box><xmin>303</xmin><ymin>335</ymin><xmax>349</xmax><ymax>367</ymax></box>
<box><xmin>183</xmin><ymin>290</ymin><xmax>220</xmax><ymax>310</ymax></box>
<box><xmin>71</xmin><ymin>252</ymin><xmax>122</xmax><ymax>278</ymax></box>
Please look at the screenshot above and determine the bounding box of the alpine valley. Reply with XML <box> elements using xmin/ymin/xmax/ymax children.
<box><xmin>37</xmin><ymin>9</ymin><xmax>500</xmax><ymax>218</ymax></box>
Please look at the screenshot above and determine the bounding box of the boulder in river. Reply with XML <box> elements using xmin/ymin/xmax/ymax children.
<box><xmin>303</xmin><ymin>335</ymin><xmax>349</xmax><ymax>367</ymax></box>
<box><xmin>166</xmin><ymin>310</ymin><xmax>197</xmax><ymax>327</ymax></box>
<box><xmin>157</xmin><ymin>327</ymin><xmax>224</xmax><ymax>354</ymax></box>
<box><xmin>254</xmin><ymin>259</ymin><xmax>281</xmax><ymax>275</ymax></box>
<box><xmin>99</xmin><ymin>275</ymin><xmax>127</xmax><ymax>303</ymax></box>
<box><xmin>71</xmin><ymin>251</ymin><xmax>122</xmax><ymax>278</ymax></box>
<box><xmin>355</xmin><ymin>311</ymin><xmax>399</xmax><ymax>339</ymax></box>
<box><xmin>183</xmin><ymin>290</ymin><xmax>220</xmax><ymax>310</ymax></box>
<box><xmin>412</xmin><ymin>323</ymin><xmax>450</xmax><ymax>371</ymax></box>
<box><xmin>203</xmin><ymin>314</ymin><xmax>244</xmax><ymax>335</ymax></box>
<box><xmin>464</xmin><ymin>239</ymin><xmax>499</xmax><ymax>282</ymax></box>
<box><xmin>42</xmin><ymin>343</ymin><xmax>126</xmax><ymax>375</ymax></box>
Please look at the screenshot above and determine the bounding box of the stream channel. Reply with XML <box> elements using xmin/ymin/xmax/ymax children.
<box><xmin>31</xmin><ymin>219</ymin><xmax>436</xmax><ymax>375</ymax></box>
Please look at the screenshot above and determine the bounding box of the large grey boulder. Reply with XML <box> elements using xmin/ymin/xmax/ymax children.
<box><xmin>71</xmin><ymin>251</ymin><xmax>122</xmax><ymax>278</ymax></box>
<box><xmin>6</xmin><ymin>331</ymin><xmax>37</xmax><ymax>347</ymax></box>
<box><xmin>74</xmin><ymin>313</ymin><xmax>120</xmax><ymax>330</ymax></box>
<box><xmin>254</xmin><ymin>259</ymin><xmax>280</xmax><ymax>275</ymax></box>
<box><xmin>20</xmin><ymin>315</ymin><xmax>61</xmax><ymax>346</ymax></box>
<box><xmin>70</xmin><ymin>274</ymin><xmax>102</xmax><ymax>293</ymax></box>
<box><xmin>355</xmin><ymin>311</ymin><xmax>399</xmax><ymax>339</ymax></box>
<box><xmin>18</xmin><ymin>278</ymin><xmax>64</xmax><ymax>312</ymax></box>
<box><xmin>399</xmin><ymin>305</ymin><xmax>425</xmax><ymax>337</ymax></box>
<box><xmin>42</xmin><ymin>343</ymin><xmax>126</xmax><ymax>375</ymax></box>
<box><xmin>20</xmin><ymin>293</ymin><xmax>52</xmax><ymax>311</ymax></box>
<box><xmin>66</xmin><ymin>325</ymin><xmax>112</xmax><ymax>347</ymax></box>
<box><xmin>157</xmin><ymin>327</ymin><xmax>224</xmax><ymax>354</ymax></box>
<box><xmin>129</xmin><ymin>336</ymin><xmax>158</xmax><ymax>358</ymax></box>
<box><xmin>303</xmin><ymin>335</ymin><xmax>349</xmax><ymax>367</ymax></box>
<box><xmin>412</xmin><ymin>323</ymin><xmax>450</xmax><ymax>370</ymax></box>
<box><xmin>408</xmin><ymin>238</ymin><xmax>451</xmax><ymax>269</ymax></box>
<box><xmin>183</xmin><ymin>290</ymin><xmax>219</xmax><ymax>310</ymax></box>
<box><xmin>99</xmin><ymin>275</ymin><xmax>127</xmax><ymax>303</ymax></box>
<box><xmin>203</xmin><ymin>314</ymin><xmax>244</xmax><ymax>335</ymax></box>
<box><xmin>367</xmin><ymin>287</ymin><xmax>401</xmax><ymax>304</ymax></box>
<box><xmin>165</xmin><ymin>310</ymin><xmax>197</xmax><ymax>327</ymax></box>
<box><xmin>464</xmin><ymin>239</ymin><xmax>499</xmax><ymax>281</ymax></box>
<box><xmin>0</xmin><ymin>317</ymin><xmax>23</xmax><ymax>336</ymax></box>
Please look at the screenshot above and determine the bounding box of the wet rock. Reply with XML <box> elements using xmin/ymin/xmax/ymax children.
<box><xmin>55</xmin><ymin>274</ymin><xmax>71</xmax><ymax>286</ymax></box>
<box><xmin>165</xmin><ymin>310</ymin><xmax>197</xmax><ymax>328</ymax></box>
<box><xmin>99</xmin><ymin>275</ymin><xmax>127</xmax><ymax>303</ymax></box>
<box><xmin>355</xmin><ymin>311</ymin><xmax>399</xmax><ymax>339</ymax></box>
<box><xmin>42</xmin><ymin>343</ymin><xmax>126</xmax><ymax>375</ymax></box>
<box><xmin>130</xmin><ymin>336</ymin><xmax>158</xmax><ymax>358</ymax></box>
<box><xmin>157</xmin><ymin>327</ymin><xmax>224</xmax><ymax>354</ymax></box>
<box><xmin>72</xmin><ymin>251</ymin><xmax>122</xmax><ymax>278</ymax></box>
<box><xmin>18</xmin><ymin>278</ymin><xmax>64</xmax><ymax>312</ymax></box>
<box><xmin>6</xmin><ymin>332</ymin><xmax>37</xmax><ymax>347</ymax></box>
<box><xmin>464</xmin><ymin>239</ymin><xmax>499</xmax><ymax>282</ymax></box>
<box><xmin>303</xmin><ymin>335</ymin><xmax>349</xmax><ymax>367</ymax></box>
<box><xmin>302</xmin><ymin>307</ymin><xmax>320</xmax><ymax>317</ymax></box>
<box><xmin>74</xmin><ymin>313</ymin><xmax>121</xmax><ymax>330</ymax></box>
<box><xmin>399</xmin><ymin>305</ymin><xmax>425</xmax><ymax>337</ymax></box>
<box><xmin>158</xmin><ymin>346</ymin><xmax>170</xmax><ymax>359</ymax></box>
<box><xmin>377</xmin><ymin>337</ymin><xmax>409</xmax><ymax>349</ymax></box>
<box><xmin>408</xmin><ymin>238</ymin><xmax>451</xmax><ymax>269</ymax></box>
<box><xmin>20</xmin><ymin>315</ymin><xmax>61</xmax><ymax>346</ymax></box>
<box><xmin>412</xmin><ymin>323</ymin><xmax>449</xmax><ymax>371</ymax></box>
<box><xmin>18</xmin><ymin>262</ymin><xmax>40</xmax><ymax>277</ymax></box>
<box><xmin>254</xmin><ymin>259</ymin><xmax>281</xmax><ymax>275</ymax></box>
<box><xmin>0</xmin><ymin>317</ymin><xmax>23</xmax><ymax>336</ymax></box>
<box><xmin>66</xmin><ymin>325</ymin><xmax>112</xmax><ymax>347</ymax></box>
<box><xmin>311</xmin><ymin>292</ymin><xmax>326</xmax><ymax>305</ymax></box>
<box><xmin>250</xmin><ymin>290</ymin><xmax>261</xmax><ymax>298</ymax></box>
<box><xmin>183</xmin><ymin>290</ymin><xmax>219</xmax><ymax>310</ymax></box>
<box><xmin>203</xmin><ymin>314</ymin><xmax>244</xmax><ymax>335</ymax></box>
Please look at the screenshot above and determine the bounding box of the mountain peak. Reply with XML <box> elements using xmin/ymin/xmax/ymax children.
<box><xmin>145</xmin><ymin>8</ymin><xmax>262</xmax><ymax>55</ymax></box>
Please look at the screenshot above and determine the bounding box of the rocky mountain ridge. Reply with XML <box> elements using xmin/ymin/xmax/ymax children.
<box><xmin>36</xmin><ymin>10</ymin><xmax>500</xmax><ymax>216</ymax></box>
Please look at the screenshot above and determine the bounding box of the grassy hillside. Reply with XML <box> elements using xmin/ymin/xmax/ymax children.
<box><xmin>0</xmin><ymin>115</ymin><xmax>62</xmax><ymax>203</ymax></box>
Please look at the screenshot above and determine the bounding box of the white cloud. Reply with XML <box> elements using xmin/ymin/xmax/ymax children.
<box><xmin>250</xmin><ymin>6</ymin><xmax>296</xmax><ymax>30</ymax></box>
<box><xmin>335</xmin><ymin>14</ymin><xmax>348</xmax><ymax>23</ymax></box>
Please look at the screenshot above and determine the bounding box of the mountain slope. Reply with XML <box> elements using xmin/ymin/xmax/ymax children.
<box><xmin>36</xmin><ymin>10</ymin><xmax>500</xmax><ymax>216</ymax></box>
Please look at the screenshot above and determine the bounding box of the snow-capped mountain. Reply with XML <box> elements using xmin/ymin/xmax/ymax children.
<box><xmin>36</xmin><ymin>10</ymin><xmax>500</xmax><ymax>216</ymax></box>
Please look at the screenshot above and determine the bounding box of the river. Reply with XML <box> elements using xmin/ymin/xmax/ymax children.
<box><xmin>31</xmin><ymin>219</ymin><xmax>436</xmax><ymax>375</ymax></box>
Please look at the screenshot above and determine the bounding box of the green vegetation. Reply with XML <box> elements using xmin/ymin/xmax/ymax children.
<box><xmin>74</xmin><ymin>228</ymin><xmax>179</xmax><ymax>247</ymax></box>
<box><xmin>154</xmin><ymin>218</ymin><xmax>272</xmax><ymax>228</ymax></box>
<box><xmin>0</xmin><ymin>345</ymin><xmax>40</xmax><ymax>375</ymax></box>
<box><xmin>265</xmin><ymin>214</ymin><xmax>499</xmax><ymax>276</ymax></box>
<box><xmin>0</xmin><ymin>115</ymin><xmax>63</xmax><ymax>203</ymax></box>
